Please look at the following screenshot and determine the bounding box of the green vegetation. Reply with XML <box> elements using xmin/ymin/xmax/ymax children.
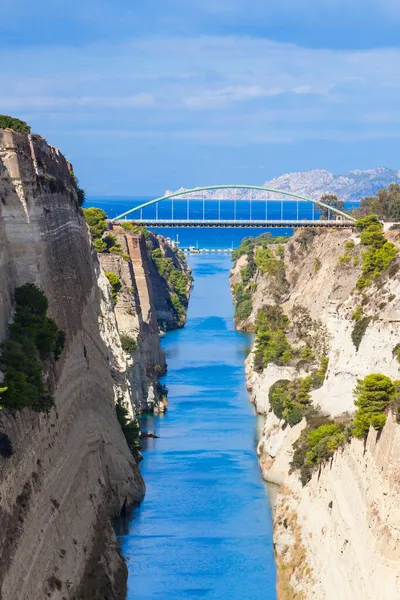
<box><xmin>393</xmin><ymin>343</ymin><xmax>400</xmax><ymax>364</ymax></box>
<box><xmin>83</xmin><ymin>207</ymin><xmax>107</xmax><ymax>239</ymax></box>
<box><xmin>268</xmin><ymin>356</ymin><xmax>329</xmax><ymax>427</ymax></box>
<box><xmin>268</xmin><ymin>377</ymin><xmax>312</xmax><ymax>426</ymax></box>
<box><xmin>240</xmin><ymin>249</ymin><xmax>256</xmax><ymax>285</ymax></box>
<box><xmin>83</xmin><ymin>208</ymin><xmax>130</xmax><ymax>258</ymax></box>
<box><xmin>254</xmin><ymin>246</ymin><xmax>289</xmax><ymax>301</ymax></box>
<box><xmin>151</xmin><ymin>248</ymin><xmax>191</xmax><ymax>323</ymax></box>
<box><xmin>319</xmin><ymin>194</ymin><xmax>346</xmax><ymax>219</ymax></box>
<box><xmin>356</xmin><ymin>184</ymin><xmax>400</xmax><ymax>221</ymax></box>
<box><xmin>233</xmin><ymin>281</ymin><xmax>253</xmax><ymax>324</ymax></box>
<box><xmin>119</xmin><ymin>222</ymin><xmax>151</xmax><ymax>240</ymax></box>
<box><xmin>69</xmin><ymin>171</ymin><xmax>85</xmax><ymax>207</ymax></box>
<box><xmin>311</xmin><ymin>356</ymin><xmax>329</xmax><ymax>388</ymax></box>
<box><xmin>291</xmin><ymin>417</ymin><xmax>347</xmax><ymax>485</ymax></box>
<box><xmin>120</xmin><ymin>335</ymin><xmax>137</xmax><ymax>354</ymax></box>
<box><xmin>338</xmin><ymin>240</ymin><xmax>357</xmax><ymax>266</ymax></box>
<box><xmin>232</xmin><ymin>232</ymin><xmax>288</xmax><ymax>262</ymax></box>
<box><xmin>314</xmin><ymin>258</ymin><xmax>321</xmax><ymax>273</ymax></box>
<box><xmin>105</xmin><ymin>272</ymin><xmax>121</xmax><ymax>304</ymax></box>
<box><xmin>0</xmin><ymin>114</ymin><xmax>31</xmax><ymax>133</ymax></box>
<box><xmin>351</xmin><ymin>316</ymin><xmax>371</xmax><ymax>351</ymax></box>
<box><xmin>116</xmin><ymin>397</ymin><xmax>140</xmax><ymax>453</ymax></box>
<box><xmin>0</xmin><ymin>284</ymin><xmax>65</xmax><ymax>414</ymax></box>
<box><xmin>253</xmin><ymin>306</ymin><xmax>293</xmax><ymax>372</ymax></box>
<box><xmin>353</xmin><ymin>374</ymin><xmax>395</xmax><ymax>438</ymax></box>
<box><xmin>352</xmin><ymin>305</ymin><xmax>363</xmax><ymax>322</ymax></box>
<box><xmin>355</xmin><ymin>215</ymin><xmax>398</xmax><ymax>290</ymax></box>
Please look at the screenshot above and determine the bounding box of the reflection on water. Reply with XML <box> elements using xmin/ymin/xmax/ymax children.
<box><xmin>118</xmin><ymin>254</ymin><xmax>277</xmax><ymax>600</ymax></box>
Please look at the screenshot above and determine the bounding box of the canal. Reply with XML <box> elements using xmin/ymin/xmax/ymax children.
<box><xmin>118</xmin><ymin>253</ymin><xmax>277</xmax><ymax>600</ymax></box>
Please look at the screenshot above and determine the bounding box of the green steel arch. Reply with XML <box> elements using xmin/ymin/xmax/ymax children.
<box><xmin>111</xmin><ymin>185</ymin><xmax>355</xmax><ymax>222</ymax></box>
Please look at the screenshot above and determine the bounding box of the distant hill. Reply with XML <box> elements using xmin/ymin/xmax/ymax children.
<box><xmin>168</xmin><ymin>167</ymin><xmax>400</xmax><ymax>202</ymax></box>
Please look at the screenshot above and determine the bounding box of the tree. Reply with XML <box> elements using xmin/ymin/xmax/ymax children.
<box><xmin>319</xmin><ymin>194</ymin><xmax>345</xmax><ymax>219</ymax></box>
<box><xmin>83</xmin><ymin>207</ymin><xmax>108</xmax><ymax>239</ymax></box>
<box><xmin>0</xmin><ymin>284</ymin><xmax>64</xmax><ymax>414</ymax></box>
<box><xmin>104</xmin><ymin>272</ymin><xmax>121</xmax><ymax>304</ymax></box>
<box><xmin>353</xmin><ymin>373</ymin><xmax>395</xmax><ymax>438</ymax></box>
<box><xmin>0</xmin><ymin>115</ymin><xmax>31</xmax><ymax>133</ymax></box>
<box><xmin>357</xmin><ymin>184</ymin><xmax>400</xmax><ymax>221</ymax></box>
<box><xmin>116</xmin><ymin>397</ymin><xmax>140</xmax><ymax>452</ymax></box>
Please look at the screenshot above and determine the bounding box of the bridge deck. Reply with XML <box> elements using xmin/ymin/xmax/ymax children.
<box><xmin>118</xmin><ymin>219</ymin><xmax>355</xmax><ymax>229</ymax></box>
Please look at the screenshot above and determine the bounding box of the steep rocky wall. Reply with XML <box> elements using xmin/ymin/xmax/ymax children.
<box><xmin>231</xmin><ymin>227</ymin><xmax>400</xmax><ymax>600</ymax></box>
<box><xmin>98</xmin><ymin>230</ymin><xmax>166</xmax><ymax>414</ymax></box>
<box><xmin>0</xmin><ymin>129</ymin><xmax>144</xmax><ymax>600</ymax></box>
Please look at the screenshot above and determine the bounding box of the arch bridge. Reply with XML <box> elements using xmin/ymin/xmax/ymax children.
<box><xmin>111</xmin><ymin>185</ymin><xmax>356</xmax><ymax>227</ymax></box>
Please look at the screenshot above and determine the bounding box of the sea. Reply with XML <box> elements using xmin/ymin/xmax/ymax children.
<box><xmin>84</xmin><ymin>196</ymin><xmax>358</xmax><ymax>249</ymax></box>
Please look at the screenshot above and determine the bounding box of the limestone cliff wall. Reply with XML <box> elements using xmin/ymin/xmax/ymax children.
<box><xmin>231</xmin><ymin>228</ymin><xmax>400</xmax><ymax>600</ymax></box>
<box><xmin>95</xmin><ymin>225</ymin><xmax>190</xmax><ymax>413</ymax></box>
<box><xmin>0</xmin><ymin>130</ymin><xmax>144</xmax><ymax>600</ymax></box>
<box><xmin>98</xmin><ymin>231</ymin><xmax>166</xmax><ymax>414</ymax></box>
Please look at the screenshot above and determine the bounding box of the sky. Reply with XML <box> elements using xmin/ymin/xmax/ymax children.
<box><xmin>1</xmin><ymin>1</ymin><xmax>400</xmax><ymax>195</ymax></box>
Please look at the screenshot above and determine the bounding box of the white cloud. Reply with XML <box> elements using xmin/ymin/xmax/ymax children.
<box><xmin>1</xmin><ymin>35</ymin><xmax>400</xmax><ymax>145</ymax></box>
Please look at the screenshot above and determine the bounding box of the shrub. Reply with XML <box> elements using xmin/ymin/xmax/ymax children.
<box><xmin>0</xmin><ymin>284</ymin><xmax>65</xmax><ymax>414</ymax></box>
<box><xmin>269</xmin><ymin>380</ymin><xmax>291</xmax><ymax>420</ymax></box>
<box><xmin>352</xmin><ymin>305</ymin><xmax>363</xmax><ymax>322</ymax></box>
<box><xmin>254</xmin><ymin>305</ymin><xmax>293</xmax><ymax>370</ymax></box>
<box><xmin>268</xmin><ymin>376</ymin><xmax>312</xmax><ymax>425</ymax></box>
<box><xmin>299</xmin><ymin>345</ymin><xmax>315</xmax><ymax>363</ymax></box>
<box><xmin>170</xmin><ymin>293</ymin><xmax>186</xmax><ymax>323</ymax></box>
<box><xmin>151</xmin><ymin>247</ymin><xmax>190</xmax><ymax>322</ymax></box>
<box><xmin>311</xmin><ymin>356</ymin><xmax>329</xmax><ymax>389</ymax></box>
<box><xmin>0</xmin><ymin>115</ymin><xmax>31</xmax><ymax>133</ymax></box>
<box><xmin>83</xmin><ymin>207</ymin><xmax>107</xmax><ymax>239</ymax></box>
<box><xmin>231</xmin><ymin>232</ymin><xmax>288</xmax><ymax>262</ymax></box>
<box><xmin>69</xmin><ymin>171</ymin><xmax>85</xmax><ymax>207</ymax></box>
<box><xmin>351</xmin><ymin>316</ymin><xmax>371</xmax><ymax>351</ymax></box>
<box><xmin>240</xmin><ymin>249</ymin><xmax>256</xmax><ymax>284</ymax></box>
<box><xmin>314</xmin><ymin>258</ymin><xmax>321</xmax><ymax>273</ymax></box>
<box><xmin>393</xmin><ymin>343</ymin><xmax>400</xmax><ymax>363</ymax></box>
<box><xmin>338</xmin><ymin>252</ymin><xmax>351</xmax><ymax>266</ymax></box>
<box><xmin>94</xmin><ymin>238</ymin><xmax>107</xmax><ymax>253</ymax></box>
<box><xmin>120</xmin><ymin>222</ymin><xmax>151</xmax><ymax>240</ymax></box>
<box><xmin>290</xmin><ymin>418</ymin><xmax>345</xmax><ymax>485</ymax></box>
<box><xmin>105</xmin><ymin>272</ymin><xmax>121</xmax><ymax>304</ymax></box>
<box><xmin>235</xmin><ymin>299</ymin><xmax>253</xmax><ymax>322</ymax></box>
<box><xmin>120</xmin><ymin>335</ymin><xmax>137</xmax><ymax>354</ymax></box>
<box><xmin>354</xmin><ymin>215</ymin><xmax>397</xmax><ymax>289</ymax></box>
<box><xmin>115</xmin><ymin>397</ymin><xmax>140</xmax><ymax>452</ymax></box>
<box><xmin>353</xmin><ymin>373</ymin><xmax>395</xmax><ymax>438</ymax></box>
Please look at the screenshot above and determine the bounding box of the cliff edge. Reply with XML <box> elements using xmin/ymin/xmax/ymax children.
<box><xmin>0</xmin><ymin>129</ymin><xmax>143</xmax><ymax>600</ymax></box>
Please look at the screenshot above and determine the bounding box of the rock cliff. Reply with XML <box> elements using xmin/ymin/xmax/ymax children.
<box><xmin>0</xmin><ymin>129</ymin><xmax>189</xmax><ymax>599</ymax></box>
<box><xmin>96</xmin><ymin>226</ymin><xmax>190</xmax><ymax>413</ymax></box>
<box><xmin>231</xmin><ymin>227</ymin><xmax>400</xmax><ymax>599</ymax></box>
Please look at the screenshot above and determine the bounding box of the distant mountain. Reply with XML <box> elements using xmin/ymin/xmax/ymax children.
<box><xmin>167</xmin><ymin>167</ymin><xmax>400</xmax><ymax>202</ymax></box>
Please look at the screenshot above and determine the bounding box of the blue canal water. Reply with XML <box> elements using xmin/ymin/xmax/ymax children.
<box><xmin>92</xmin><ymin>195</ymin><xmax>356</xmax><ymax>599</ymax></box>
<box><xmin>116</xmin><ymin>253</ymin><xmax>277</xmax><ymax>600</ymax></box>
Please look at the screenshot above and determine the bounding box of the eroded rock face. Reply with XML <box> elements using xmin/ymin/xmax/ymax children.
<box><xmin>0</xmin><ymin>130</ymin><xmax>144</xmax><ymax>600</ymax></box>
<box><xmin>232</xmin><ymin>228</ymin><xmax>400</xmax><ymax>600</ymax></box>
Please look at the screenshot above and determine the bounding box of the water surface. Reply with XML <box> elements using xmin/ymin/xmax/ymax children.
<box><xmin>118</xmin><ymin>254</ymin><xmax>277</xmax><ymax>600</ymax></box>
